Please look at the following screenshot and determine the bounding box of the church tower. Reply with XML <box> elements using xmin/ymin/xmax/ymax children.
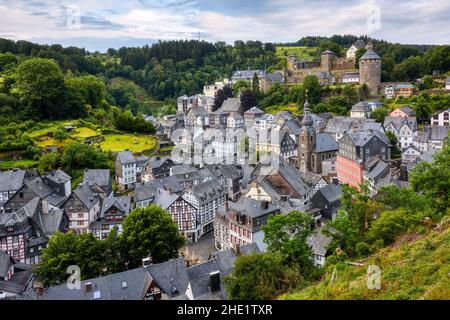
<box><xmin>298</xmin><ymin>95</ymin><xmax>316</xmax><ymax>173</ymax></box>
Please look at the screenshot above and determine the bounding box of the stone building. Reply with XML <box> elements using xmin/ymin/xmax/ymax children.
<box><xmin>359</xmin><ymin>43</ymin><xmax>381</xmax><ymax>96</ymax></box>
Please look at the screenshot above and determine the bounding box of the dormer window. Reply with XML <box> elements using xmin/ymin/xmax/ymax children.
<box><xmin>7</xmin><ymin>226</ymin><xmax>14</xmax><ymax>232</ymax></box>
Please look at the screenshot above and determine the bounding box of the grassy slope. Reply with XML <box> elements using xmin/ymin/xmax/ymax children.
<box><xmin>282</xmin><ymin>224</ymin><xmax>450</xmax><ymax>300</ymax></box>
<box><xmin>276</xmin><ymin>46</ymin><xmax>318</xmax><ymax>61</ymax></box>
<box><xmin>0</xmin><ymin>159</ymin><xmax>38</xmax><ymax>170</ymax></box>
<box><xmin>265</xmin><ymin>104</ymin><xmax>301</xmax><ymax>117</ymax></box>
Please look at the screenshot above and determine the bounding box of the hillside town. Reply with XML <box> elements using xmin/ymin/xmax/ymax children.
<box><xmin>1</xmin><ymin>38</ymin><xmax>449</xmax><ymax>301</ymax></box>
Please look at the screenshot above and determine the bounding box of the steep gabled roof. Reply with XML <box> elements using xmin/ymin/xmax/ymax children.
<box><xmin>73</xmin><ymin>183</ymin><xmax>99</xmax><ymax>210</ymax></box>
<box><xmin>220</xmin><ymin>98</ymin><xmax>241</xmax><ymax>113</ymax></box>
<box><xmin>218</xmin><ymin>196</ymin><xmax>279</xmax><ymax>219</ymax></box>
<box><xmin>83</xmin><ymin>169</ymin><xmax>111</xmax><ymax>189</ymax></box>
<box><xmin>116</xmin><ymin>151</ymin><xmax>136</xmax><ymax>165</ymax></box>
<box><xmin>0</xmin><ymin>170</ymin><xmax>26</xmax><ymax>193</ymax></box>
<box><xmin>100</xmin><ymin>197</ymin><xmax>131</xmax><ymax>217</ymax></box>
<box><xmin>146</xmin><ymin>258</ymin><xmax>189</xmax><ymax>298</ymax></box>
<box><xmin>0</xmin><ymin>197</ymin><xmax>40</xmax><ymax>227</ymax></box>
<box><xmin>316</xmin><ymin>133</ymin><xmax>339</xmax><ymax>153</ymax></box>
<box><xmin>383</xmin><ymin>116</ymin><xmax>418</xmax><ymax>131</ymax></box>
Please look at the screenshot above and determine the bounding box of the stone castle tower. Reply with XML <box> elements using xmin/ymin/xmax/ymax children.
<box><xmin>320</xmin><ymin>50</ymin><xmax>335</xmax><ymax>72</ymax></box>
<box><xmin>298</xmin><ymin>96</ymin><xmax>316</xmax><ymax>173</ymax></box>
<box><xmin>359</xmin><ymin>42</ymin><xmax>381</xmax><ymax>96</ymax></box>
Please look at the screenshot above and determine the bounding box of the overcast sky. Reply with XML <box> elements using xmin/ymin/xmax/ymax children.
<box><xmin>0</xmin><ymin>0</ymin><xmax>448</xmax><ymax>52</ymax></box>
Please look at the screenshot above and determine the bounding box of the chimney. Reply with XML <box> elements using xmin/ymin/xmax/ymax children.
<box><xmin>233</xmin><ymin>243</ymin><xmax>241</xmax><ymax>256</ymax></box>
<box><xmin>85</xmin><ymin>282</ymin><xmax>92</xmax><ymax>293</ymax></box>
<box><xmin>42</xmin><ymin>199</ymin><xmax>49</xmax><ymax>214</ymax></box>
<box><xmin>33</xmin><ymin>281</ymin><xmax>45</xmax><ymax>297</ymax></box>
<box><xmin>368</xmin><ymin>129</ymin><xmax>373</xmax><ymax>136</ymax></box>
<box><xmin>209</xmin><ymin>271</ymin><xmax>221</xmax><ymax>293</ymax></box>
<box><xmin>142</xmin><ymin>256</ymin><xmax>153</xmax><ymax>267</ymax></box>
<box><xmin>224</xmin><ymin>201</ymin><xmax>229</xmax><ymax>211</ymax></box>
<box><xmin>261</xmin><ymin>200</ymin><xmax>269</xmax><ymax>209</ymax></box>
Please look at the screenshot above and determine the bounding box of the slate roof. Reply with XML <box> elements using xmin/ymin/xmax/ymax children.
<box><xmin>351</xmin><ymin>101</ymin><xmax>372</xmax><ymax>113</ymax></box>
<box><xmin>220</xmin><ymin>98</ymin><xmax>241</xmax><ymax>113</ymax></box>
<box><xmin>134</xmin><ymin>184</ymin><xmax>159</xmax><ymax>203</ymax></box>
<box><xmin>354</xmin><ymin>39</ymin><xmax>365</xmax><ymax>49</ymax></box>
<box><xmin>266</xmin><ymin>71</ymin><xmax>284</xmax><ymax>82</ymax></box>
<box><xmin>40</xmin><ymin>209</ymin><xmax>66</xmax><ymax>236</ymax></box>
<box><xmin>417</xmin><ymin>148</ymin><xmax>439</xmax><ymax>163</ymax></box>
<box><xmin>0</xmin><ymin>198</ymin><xmax>41</xmax><ymax>227</ymax></box>
<box><xmin>186</xmin><ymin>260</ymin><xmax>225</xmax><ymax>299</ymax></box>
<box><xmin>188</xmin><ymin>106</ymin><xmax>208</xmax><ymax>117</ymax></box>
<box><xmin>147</xmin><ymin>176</ymin><xmax>184</xmax><ymax>194</ymax></box>
<box><xmin>283</xmin><ymin>119</ymin><xmax>302</xmax><ymax>136</ymax></box>
<box><xmin>25</xmin><ymin>178</ymin><xmax>54</xmax><ymax>200</ymax></box>
<box><xmin>316</xmin><ymin>133</ymin><xmax>339</xmax><ymax>153</ymax></box>
<box><xmin>346</xmin><ymin>130</ymin><xmax>390</xmax><ymax>147</ymax></box>
<box><xmin>0</xmin><ymin>170</ymin><xmax>26</xmax><ymax>193</ymax></box>
<box><xmin>217</xmin><ymin>196</ymin><xmax>279</xmax><ymax>219</ymax></box>
<box><xmin>148</xmin><ymin>157</ymin><xmax>170</xmax><ymax>169</ymax></box>
<box><xmin>100</xmin><ymin>197</ymin><xmax>131</xmax><ymax>217</ymax></box>
<box><xmin>73</xmin><ymin>183</ymin><xmax>99</xmax><ymax>210</ymax></box>
<box><xmin>360</xmin><ymin>47</ymin><xmax>381</xmax><ymax>60</ymax></box>
<box><xmin>430</xmin><ymin>126</ymin><xmax>450</xmax><ymax>141</ymax></box>
<box><xmin>307</xmin><ymin>231</ymin><xmax>332</xmax><ymax>256</ymax></box>
<box><xmin>244</xmin><ymin>106</ymin><xmax>264</xmax><ymax>115</ymax></box>
<box><xmin>362</xmin><ymin>122</ymin><xmax>383</xmax><ymax>132</ymax></box>
<box><xmin>232</xmin><ymin>70</ymin><xmax>266</xmax><ymax>80</ymax></box>
<box><xmin>383</xmin><ymin>116</ymin><xmax>418</xmax><ymax>131</ymax></box>
<box><xmin>190</xmin><ymin>179</ymin><xmax>225</xmax><ymax>205</ymax></box>
<box><xmin>365</xmin><ymin>160</ymin><xmax>390</xmax><ymax>181</ymax></box>
<box><xmin>45</xmin><ymin>170</ymin><xmax>71</xmax><ymax>185</ymax></box>
<box><xmin>39</xmin><ymin>267</ymin><xmax>152</xmax><ymax>300</ymax></box>
<box><xmin>151</xmin><ymin>189</ymin><xmax>180</xmax><ymax>210</ymax></box>
<box><xmin>116</xmin><ymin>151</ymin><xmax>136</xmax><ymax>165</ymax></box>
<box><xmin>398</xmin><ymin>106</ymin><xmax>415</xmax><ymax>116</ymax></box>
<box><xmin>276</xmin><ymin>163</ymin><xmax>313</xmax><ymax>196</ymax></box>
<box><xmin>146</xmin><ymin>258</ymin><xmax>189</xmax><ymax>298</ymax></box>
<box><xmin>83</xmin><ymin>169</ymin><xmax>111</xmax><ymax>189</ymax></box>
<box><xmin>311</xmin><ymin>183</ymin><xmax>342</xmax><ymax>208</ymax></box>
<box><xmin>0</xmin><ymin>251</ymin><xmax>13</xmax><ymax>278</ymax></box>
<box><xmin>210</xmin><ymin>243</ymin><xmax>260</xmax><ymax>273</ymax></box>
<box><xmin>325</xmin><ymin>116</ymin><xmax>373</xmax><ymax>136</ymax></box>
<box><xmin>0</xmin><ymin>260</ymin><xmax>33</xmax><ymax>295</ymax></box>
<box><xmin>135</xmin><ymin>155</ymin><xmax>149</xmax><ymax>167</ymax></box>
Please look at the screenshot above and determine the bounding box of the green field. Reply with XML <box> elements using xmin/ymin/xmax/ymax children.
<box><xmin>276</xmin><ymin>46</ymin><xmax>318</xmax><ymax>61</ymax></box>
<box><xmin>70</xmin><ymin>127</ymin><xmax>99</xmax><ymax>139</ymax></box>
<box><xmin>0</xmin><ymin>159</ymin><xmax>38</xmax><ymax>170</ymax></box>
<box><xmin>98</xmin><ymin>134</ymin><xmax>158</xmax><ymax>153</ymax></box>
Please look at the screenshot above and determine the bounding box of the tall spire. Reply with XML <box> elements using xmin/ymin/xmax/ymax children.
<box><xmin>304</xmin><ymin>90</ymin><xmax>311</xmax><ymax>115</ymax></box>
<box><xmin>302</xmin><ymin>90</ymin><xmax>313</xmax><ymax>127</ymax></box>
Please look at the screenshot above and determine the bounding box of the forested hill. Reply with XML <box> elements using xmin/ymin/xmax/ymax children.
<box><xmin>1</xmin><ymin>36</ymin><xmax>448</xmax><ymax>107</ymax></box>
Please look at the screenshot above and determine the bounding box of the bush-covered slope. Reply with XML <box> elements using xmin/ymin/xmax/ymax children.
<box><xmin>282</xmin><ymin>223</ymin><xmax>450</xmax><ymax>300</ymax></box>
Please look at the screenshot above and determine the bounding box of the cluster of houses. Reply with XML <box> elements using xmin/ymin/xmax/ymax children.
<box><xmin>1</xmin><ymin>69</ymin><xmax>449</xmax><ymax>300</ymax></box>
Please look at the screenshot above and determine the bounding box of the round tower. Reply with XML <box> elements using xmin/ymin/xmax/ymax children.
<box><xmin>359</xmin><ymin>42</ymin><xmax>381</xmax><ymax>96</ymax></box>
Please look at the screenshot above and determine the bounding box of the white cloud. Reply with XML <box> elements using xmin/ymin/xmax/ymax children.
<box><xmin>0</xmin><ymin>0</ymin><xmax>448</xmax><ymax>51</ymax></box>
